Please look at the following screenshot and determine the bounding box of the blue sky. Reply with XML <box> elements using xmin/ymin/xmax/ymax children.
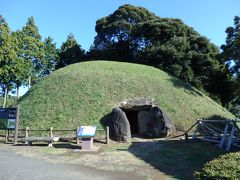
<box><xmin>0</xmin><ymin>0</ymin><xmax>239</xmax><ymax>96</ymax></box>
<box><xmin>1</xmin><ymin>0</ymin><xmax>239</xmax><ymax>51</ymax></box>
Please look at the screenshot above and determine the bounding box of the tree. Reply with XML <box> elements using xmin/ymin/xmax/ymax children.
<box><xmin>0</xmin><ymin>14</ymin><xmax>7</xmax><ymax>97</ymax></box>
<box><xmin>11</xmin><ymin>31</ymin><xmax>32</xmax><ymax>98</ymax></box>
<box><xmin>221</xmin><ymin>16</ymin><xmax>240</xmax><ymax>113</ymax></box>
<box><xmin>41</xmin><ymin>36</ymin><xmax>58</xmax><ymax>76</ymax></box>
<box><xmin>221</xmin><ymin>16</ymin><xmax>240</xmax><ymax>75</ymax></box>
<box><xmin>0</xmin><ymin>19</ymin><xmax>17</xmax><ymax>107</ymax></box>
<box><xmin>90</xmin><ymin>4</ymin><xmax>230</xmax><ymax>105</ymax></box>
<box><xmin>57</xmin><ymin>33</ymin><xmax>84</xmax><ymax>69</ymax></box>
<box><xmin>91</xmin><ymin>4</ymin><xmax>157</xmax><ymax>61</ymax></box>
<box><xmin>0</xmin><ymin>15</ymin><xmax>6</xmax><ymax>25</ymax></box>
<box><xmin>19</xmin><ymin>17</ymin><xmax>45</xmax><ymax>87</ymax></box>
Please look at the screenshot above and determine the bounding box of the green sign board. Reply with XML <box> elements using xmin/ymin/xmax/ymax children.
<box><xmin>0</xmin><ymin>108</ymin><xmax>17</xmax><ymax>129</ymax></box>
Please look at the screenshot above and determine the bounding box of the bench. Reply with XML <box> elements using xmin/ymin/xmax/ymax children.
<box><xmin>20</xmin><ymin>137</ymin><xmax>59</xmax><ymax>146</ymax></box>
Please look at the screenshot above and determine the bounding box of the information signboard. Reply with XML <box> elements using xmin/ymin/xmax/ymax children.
<box><xmin>0</xmin><ymin>108</ymin><xmax>17</xmax><ymax>129</ymax></box>
<box><xmin>77</xmin><ymin>126</ymin><xmax>96</xmax><ymax>138</ymax></box>
<box><xmin>0</xmin><ymin>108</ymin><xmax>17</xmax><ymax>118</ymax></box>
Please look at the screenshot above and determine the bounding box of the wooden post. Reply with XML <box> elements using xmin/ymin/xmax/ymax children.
<box><xmin>5</xmin><ymin>129</ymin><xmax>8</xmax><ymax>143</ymax></box>
<box><xmin>7</xmin><ymin>129</ymin><xmax>9</xmax><ymax>142</ymax></box>
<box><xmin>192</xmin><ymin>129</ymin><xmax>197</xmax><ymax>140</ymax></box>
<box><xmin>49</xmin><ymin>127</ymin><xmax>53</xmax><ymax>137</ymax></box>
<box><xmin>76</xmin><ymin>127</ymin><xmax>80</xmax><ymax>145</ymax></box>
<box><xmin>226</xmin><ymin>124</ymin><xmax>235</xmax><ymax>151</ymax></box>
<box><xmin>25</xmin><ymin>127</ymin><xmax>29</xmax><ymax>144</ymax></box>
<box><xmin>14</xmin><ymin>105</ymin><xmax>20</xmax><ymax>144</ymax></box>
<box><xmin>48</xmin><ymin>127</ymin><xmax>53</xmax><ymax>147</ymax></box>
<box><xmin>106</xmin><ymin>126</ymin><xmax>109</xmax><ymax>145</ymax></box>
<box><xmin>219</xmin><ymin>122</ymin><xmax>228</xmax><ymax>149</ymax></box>
<box><xmin>184</xmin><ymin>132</ymin><xmax>188</xmax><ymax>142</ymax></box>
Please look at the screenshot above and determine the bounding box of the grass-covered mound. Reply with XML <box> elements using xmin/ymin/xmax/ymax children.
<box><xmin>19</xmin><ymin>61</ymin><xmax>233</xmax><ymax>130</ymax></box>
<box><xmin>195</xmin><ymin>152</ymin><xmax>240</xmax><ymax>179</ymax></box>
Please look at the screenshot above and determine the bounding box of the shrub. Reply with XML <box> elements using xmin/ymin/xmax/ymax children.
<box><xmin>195</xmin><ymin>152</ymin><xmax>240</xmax><ymax>179</ymax></box>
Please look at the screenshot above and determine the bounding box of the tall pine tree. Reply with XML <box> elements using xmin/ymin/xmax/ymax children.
<box><xmin>57</xmin><ymin>33</ymin><xmax>84</xmax><ymax>69</ymax></box>
<box><xmin>41</xmin><ymin>36</ymin><xmax>58</xmax><ymax>76</ymax></box>
<box><xmin>19</xmin><ymin>17</ymin><xmax>45</xmax><ymax>87</ymax></box>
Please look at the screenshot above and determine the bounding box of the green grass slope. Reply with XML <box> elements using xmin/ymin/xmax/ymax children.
<box><xmin>19</xmin><ymin>61</ymin><xmax>233</xmax><ymax>131</ymax></box>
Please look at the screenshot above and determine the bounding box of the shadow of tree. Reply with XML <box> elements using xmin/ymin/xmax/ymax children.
<box><xmin>169</xmin><ymin>77</ymin><xmax>203</xmax><ymax>97</ymax></box>
<box><xmin>127</xmin><ymin>140</ymin><xmax>226</xmax><ymax>179</ymax></box>
<box><xmin>204</xmin><ymin>115</ymin><xmax>228</xmax><ymax>120</ymax></box>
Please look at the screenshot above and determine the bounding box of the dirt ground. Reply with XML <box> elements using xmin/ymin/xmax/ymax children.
<box><xmin>0</xmin><ymin>137</ymin><xmax>225</xmax><ymax>180</ymax></box>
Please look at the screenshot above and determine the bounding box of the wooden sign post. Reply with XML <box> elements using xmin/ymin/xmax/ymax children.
<box><xmin>14</xmin><ymin>105</ymin><xmax>20</xmax><ymax>144</ymax></box>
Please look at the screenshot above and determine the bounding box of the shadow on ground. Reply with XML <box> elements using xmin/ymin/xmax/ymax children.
<box><xmin>53</xmin><ymin>143</ymin><xmax>80</xmax><ymax>149</ymax></box>
<box><xmin>126</xmin><ymin>139</ymin><xmax>226</xmax><ymax>179</ymax></box>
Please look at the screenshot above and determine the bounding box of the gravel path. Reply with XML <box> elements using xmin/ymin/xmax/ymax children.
<box><xmin>0</xmin><ymin>146</ymin><xmax>144</xmax><ymax>180</ymax></box>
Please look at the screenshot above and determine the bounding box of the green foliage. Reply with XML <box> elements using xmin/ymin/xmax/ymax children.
<box><xmin>0</xmin><ymin>96</ymin><xmax>18</xmax><ymax>108</ymax></box>
<box><xmin>220</xmin><ymin>16</ymin><xmax>240</xmax><ymax>115</ymax></box>
<box><xmin>0</xmin><ymin>21</ymin><xmax>17</xmax><ymax>85</ymax></box>
<box><xmin>91</xmin><ymin>4</ymin><xmax>157</xmax><ymax>60</ymax></box>
<box><xmin>18</xmin><ymin>61</ymin><xmax>233</xmax><ymax>130</ymax></box>
<box><xmin>0</xmin><ymin>19</ymin><xmax>18</xmax><ymax>106</ymax></box>
<box><xmin>221</xmin><ymin>16</ymin><xmax>240</xmax><ymax>75</ymax></box>
<box><xmin>0</xmin><ymin>15</ymin><xmax>6</xmax><ymax>25</ymax></box>
<box><xmin>195</xmin><ymin>152</ymin><xmax>240</xmax><ymax>179</ymax></box>
<box><xmin>0</xmin><ymin>118</ymin><xmax>7</xmax><ymax>129</ymax></box>
<box><xmin>57</xmin><ymin>33</ymin><xmax>84</xmax><ymax>69</ymax></box>
<box><xmin>0</xmin><ymin>16</ymin><xmax>59</xmax><ymax>100</ymax></box>
<box><xmin>90</xmin><ymin>4</ymin><xmax>233</xmax><ymax>107</ymax></box>
<box><xmin>11</xmin><ymin>31</ymin><xmax>31</xmax><ymax>87</ymax></box>
<box><xmin>19</xmin><ymin>17</ymin><xmax>45</xmax><ymax>85</ymax></box>
<box><xmin>41</xmin><ymin>36</ymin><xmax>59</xmax><ymax>76</ymax></box>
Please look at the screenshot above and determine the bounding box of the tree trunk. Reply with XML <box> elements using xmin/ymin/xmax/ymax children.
<box><xmin>3</xmin><ymin>87</ymin><xmax>8</xmax><ymax>108</ymax></box>
<box><xmin>17</xmin><ymin>86</ymin><xmax>19</xmax><ymax>99</ymax></box>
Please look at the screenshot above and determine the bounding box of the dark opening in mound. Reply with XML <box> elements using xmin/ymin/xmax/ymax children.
<box><xmin>123</xmin><ymin>110</ymin><xmax>139</xmax><ymax>134</ymax></box>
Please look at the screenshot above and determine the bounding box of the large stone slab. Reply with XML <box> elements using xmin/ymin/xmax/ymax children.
<box><xmin>138</xmin><ymin>111</ymin><xmax>156</xmax><ymax>136</ymax></box>
<box><xmin>152</xmin><ymin>106</ymin><xmax>175</xmax><ymax>136</ymax></box>
<box><xmin>119</xmin><ymin>98</ymin><xmax>155</xmax><ymax>111</ymax></box>
<box><xmin>108</xmin><ymin>107</ymin><xmax>131</xmax><ymax>141</ymax></box>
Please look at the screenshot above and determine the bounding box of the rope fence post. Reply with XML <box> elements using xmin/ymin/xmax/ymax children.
<box><xmin>25</xmin><ymin>127</ymin><xmax>29</xmax><ymax>144</ymax></box>
<box><xmin>76</xmin><ymin>127</ymin><xmax>80</xmax><ymax>145</ymax></box>
<box><xmin>49</xmin><ymin>127</ymin><xmax>53</xmax><ymax>137</ymax></box>
<box><xmin>184</xmin><ymin>132</ymin><xmax>188</xmax><ymax>142</ymax></box>
<box><xmin>106</xmin><ymin>126</ymin><xmax>109</xmax><ymax>145</ymax></box>
<box><xmin>5</xmin><ymin>129</ymin><xmax>8</xmax><ymax>143</ymax></box>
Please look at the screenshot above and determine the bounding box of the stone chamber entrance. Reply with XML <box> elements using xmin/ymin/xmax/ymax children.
<box><xmin>123</xmin><ymin>110</ymin><xmax>139</xmax><ymax>134</ymax></box>
<box><xmin>107</xmin><ymin>98</ymin><xmax>175</xmax><ymax>141</ymax></box>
